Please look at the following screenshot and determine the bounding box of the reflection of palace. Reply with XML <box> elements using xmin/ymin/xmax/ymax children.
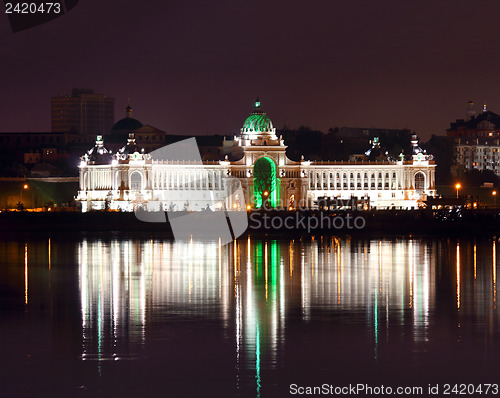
<box><xmin>77</xmin><ymin>237</ymin><xmax>438</xmax><ymax>368</ymax></box>
<box><xmin>77</xmin><ymin>100</ymin><xmax>436</xmax><ymax>212</ymax></box>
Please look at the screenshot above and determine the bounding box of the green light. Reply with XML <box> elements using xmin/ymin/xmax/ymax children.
<box><xmin>243</xmin><ymin>114</ymin><xmax>272</xmax><ymax>132</ymax></box>
<box><xmin>270</xmin><ymin>241</ymin><xmax>278</xmax><ymax>286</ymax></box>
<box><xmin>254</xmin><ymin>241</ymin><xmax>263</xmax><ymax>279</ymax></box>
<box><xmin>253</xmin><ymin>157</ymin><xmax>280</xmax><ymax>208</ymax></box>
<box><xmin>255</xmin><ymin>100</ymin><xmax>261</xmax><ymax>108</ymax></box>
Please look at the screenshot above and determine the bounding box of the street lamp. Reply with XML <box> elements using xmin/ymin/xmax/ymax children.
<box><xmin>455</xmin><ymin>183</ymin><xmax>461</xmax><ymax>199</ymax></box>
<box><xmin>493</xmin><ymin>190</ymin><xmax>497</xmax><ymax>208</ymax></box>
<box><xmin>20</xmin><ymin>184</ymin><xmax>29</xmax><ymax>206</ymax></box>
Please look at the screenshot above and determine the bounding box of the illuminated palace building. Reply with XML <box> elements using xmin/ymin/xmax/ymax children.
<box><xmin>77</xmin><ymin>100</ymin><xmax>436</xmax><ymax>212</ymax></box>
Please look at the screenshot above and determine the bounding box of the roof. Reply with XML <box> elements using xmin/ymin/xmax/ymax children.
<box><xmin>111</xmin><ymin>117</ymin><xmax>143</xmax><ymax>133</ymax></box>
<box><xmin>119</xmin><ymin>133</ymin><xmax>142</xmax><ymax>155</ymax></box>
<box><xmin>241</xmin><ymin>100</ymin><xmax>274</xmax><ymax>133</ymax></box>
<box><xmin>449</xmin><ymin>110</ymin><xmax>500</xmax><ymax>131</ymax></box>
<box><xmin>83</xmin><ymin>136</ymin><xmax>112</xmax><ymax>164</ymax></box>
<box><xmin>134</xmin><ymin>124</ymin><xmax>165</xmax><ymax>134</ymax></box>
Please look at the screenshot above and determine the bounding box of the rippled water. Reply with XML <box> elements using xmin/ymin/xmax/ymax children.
<box><xmin>0</xmin><ymin>235</ymin><xmax>499</xmax><ymax>397</ymax></box>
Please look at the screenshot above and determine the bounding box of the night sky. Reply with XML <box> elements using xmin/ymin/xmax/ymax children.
<box><xmin>2</xmin><ymin>0</ymin><xmax>500</xmax><ymax>139</ymax></box>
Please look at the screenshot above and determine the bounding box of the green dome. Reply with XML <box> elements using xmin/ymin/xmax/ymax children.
<box><xmin>241</xmin><ymin>99</ymin><xmax>274</xmax><ymax>133</ymax></box>
<box><xmin>242</xmin><ymin>113</ymin><xmax>273</xmax><ymax>132</ymax></box>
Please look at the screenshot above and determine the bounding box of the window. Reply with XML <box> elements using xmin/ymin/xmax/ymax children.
<box><xmin>415</xmin><ymin>172</ymin><xmax>425</xmax><ymax>193</ymax></box>
<box><xmin>130</xmin><ymin>171</ymin><xmax>143</xmax><ymax>191</ymax></box>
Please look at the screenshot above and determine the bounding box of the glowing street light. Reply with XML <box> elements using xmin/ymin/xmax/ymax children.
<box><xmin>455</xmin><ymin>183</ymin><xmax>461</xmax><ymax>199</ymax></box>
<box><xmin>20</xmin><ymin>183</ymin><xmax>29</xmax><ymax>205</ymax></box>
<box><xmin>493</xmin><ymin>190</ymin><xmax>497</xmax><ymax>208</ymax></box>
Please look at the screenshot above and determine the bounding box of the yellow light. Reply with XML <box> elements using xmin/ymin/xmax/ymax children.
<box><xmin>455</xmin><ymin>183</ymin><xmax>461</xmax><ymax>189</ymax></box>
<box><xmin>247</xmin><ymin>205</ymin><xmax>251</xmax><ymax>210</ymax></box>
<box><xmin>23</xmin><ymin>184</ymin><xmax>28</xmax><ymax>189</ymax></box>
<box><xmin>289</xmin><ymin>206</ymin><xmax>293</xmax><ymax>210</ymax></box>
<box><xmin>48</xmin><ymin>208</ymin><xmax>52</xmax><ymax>212</ymax></box>
<box><xmin>233</xmin><ymin>204</ymin><xmax>237</xmax><ymax>208</ymax></box>
<box><xmin>493</xmin><ymin>191</ymin><xmax>497</xmax><ymax>196</ymax></box>
<box><xmin>264</xmin><ymin>191</ymin><xmax>269</xmax><ymax>196</ymax></box>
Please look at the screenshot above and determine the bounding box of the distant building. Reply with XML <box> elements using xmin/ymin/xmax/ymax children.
<box><xmin>51</xmin><ymin>88</ymin><xmax>115</xmax><ymax>135</ymax></box>
<box><xmin>24</xmin><ymin>151</ymin><xmax>41</xmax><ymax>165</ymax></box>
<box><xmin>447</xmin><ymin>101</ymin><xmax>500</xmax><ymax>139</ymax></box>
<box><xmin>456</xmin><ymin>138</ymin><xmax>500</xmax><ymax>174</ymax></box>
<box><xmin>110</xmin><ymin>104</ymin><xmax>143</xmax><ymax>134</ymax></box>
<box><xmin>0</xmin><ymin>131</ymin><xmax>79</xmax><ymax>165</ymax></box>
<box><xmin>106</xmin><ymin>104</ymin><xmax>166</xmax><ymax>152</ymax></box>
<box><xmin>448</xmin><ymin>101</ymin><xmax>500</xmax><ymax>176</ymax></box>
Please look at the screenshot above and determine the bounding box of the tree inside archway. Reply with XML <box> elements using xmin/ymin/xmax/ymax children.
<box><xmin>253</xmin><ymin>157</ymin><xmax>280</xmax><ymax>208</ymax></box>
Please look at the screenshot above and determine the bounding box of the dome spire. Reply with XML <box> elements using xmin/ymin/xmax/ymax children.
<box><xmin>125</xmin><ymin>100</ymin><xmax>132</xmax><ymax>118</ymax></box>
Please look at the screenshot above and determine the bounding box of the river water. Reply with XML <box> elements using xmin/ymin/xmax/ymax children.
<box><xmin>0</xmin><ymin>235</ymin><xmax>499</xmax><ymax>397</ymax></box>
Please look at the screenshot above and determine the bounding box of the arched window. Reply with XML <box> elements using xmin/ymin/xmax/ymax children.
<box><xmin>415</xmin><ymin>172</ymin><xmax>425</xmax><ymax>193</ymax></box>
<box><xmin>130</xmin><ymin>171</ymin><xmax>143</xmax><ymax>191</ymax></box>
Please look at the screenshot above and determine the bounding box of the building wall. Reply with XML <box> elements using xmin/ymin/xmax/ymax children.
<box><xmin>78</xmin><ymin>155</ymin><xmax>436</xmax><ymax>212</ymax></box>
<box><xmin>456</xmin><ymin>144</ymin><xmax>500</xmax><ymax>175</ymax></box>
<box><xmin>51</xmin><ymin>88</ymin><xmax>114</xmax><ymax>135</ymax></box>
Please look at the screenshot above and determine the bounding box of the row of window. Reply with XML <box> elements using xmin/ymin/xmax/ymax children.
<box><xmin>310</xmin><ymin>171</ymin><xmax>398</xmax><ymax>180</ymax></box>
<box><xmin>0</xmin><ymin>135</ymin><xmax>62</xmax><ymax>144</ymax></box>
<box><xmin>152</xmin><ymin>171</ymin><xmax>224</xmax><ymax>190</ymax></box>
<box><xmin>311</xmin><ymin>182</ymin><xmax>399</xmax><ymax>190</ymax></box>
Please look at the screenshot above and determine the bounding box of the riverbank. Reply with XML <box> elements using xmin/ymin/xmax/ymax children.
<box><xmin>0</xmin><ymin>209</ymin><xmax>499</xmax><ymax>237</ymax></box>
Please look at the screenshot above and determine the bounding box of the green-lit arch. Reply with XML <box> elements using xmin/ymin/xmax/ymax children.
<box><xmin>253</xmin><ymin>157</ymin><xmax>280</xmax><ymax>208</ymax></box>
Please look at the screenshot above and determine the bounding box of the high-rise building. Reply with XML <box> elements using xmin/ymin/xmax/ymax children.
<box><xmin>51</xmin><ymin>88</ymin><xmax>114</xmax><ymax>135</ymax></box>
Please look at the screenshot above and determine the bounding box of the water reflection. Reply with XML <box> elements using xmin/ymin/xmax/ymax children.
<box><xmin>75</xmin><ymin>236</ymin><xmax>500</xmax><ymax>396</ymax></box>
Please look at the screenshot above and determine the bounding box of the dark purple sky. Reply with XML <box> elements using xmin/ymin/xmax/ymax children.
<box><xmin>2</xmin><ymin>0</ymin><xmax>500</xmax><ymax>139</ymax></box>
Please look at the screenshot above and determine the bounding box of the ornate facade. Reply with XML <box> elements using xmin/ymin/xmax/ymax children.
<box><xmin>77</xmin><ymin>101</ymin><xmax>436</xmax><ymax>212</ymax></box>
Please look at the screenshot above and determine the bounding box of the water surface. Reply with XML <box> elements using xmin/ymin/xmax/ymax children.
<box><xmin>0</xmin><ymin>235</ymin><xmax>499</xmax><ymax>397</ymax></box>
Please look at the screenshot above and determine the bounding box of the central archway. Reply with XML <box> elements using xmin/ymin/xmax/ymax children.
<box><xmin>414</xmin><ymin>172</ymin><xmax>425</xmax><ymax>193</ymax></box>
<box><xmin>130</xmin><ymin>171</ymin><xmax>143</xmax><ymax>191</ymax></box>
<box><xmin>253</xmin><ymin>157</ymin><xmax>280</xmax><ymax>208</ymax></box>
